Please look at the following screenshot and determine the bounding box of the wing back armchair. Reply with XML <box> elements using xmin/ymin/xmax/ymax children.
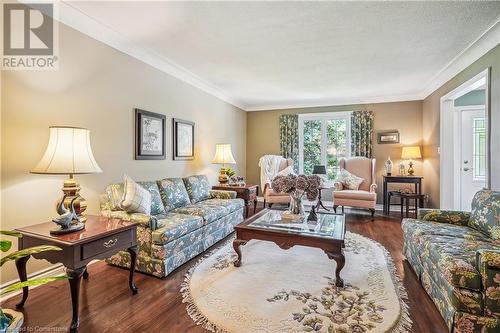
<box><xmin>262</xmin><ymin>157</ymin><xmax>293</xmax><ymax>208</ymax></box>
<box><xmin>332</xmin><ymin>157</ymin><xmax>377</xmax><ymax>217</ymax></box>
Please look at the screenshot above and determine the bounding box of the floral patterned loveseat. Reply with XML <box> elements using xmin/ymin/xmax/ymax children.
<box><xmin>100</xmin><ymin>175</ymin><xmax>244</xmax><ymax>277</ymax></box>
<box><xmin>402</xmin><ymin>190</ymin><xmax>500</xmax><ymax>333</ymax></box>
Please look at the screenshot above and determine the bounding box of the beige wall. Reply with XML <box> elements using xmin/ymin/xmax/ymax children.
<box><xmin>0</xmin><ymin>24</ymin><xmax>246</xmax><ymax>283</ymax></box>
<box><xmin>246</xmin><ymin>101</ymin><xmax>423</xmax><ymax>203</ymax></box>
<box><xmin>422</xmin><ymin>44</ymin><xmax>500</xmax><ymax>208</ymax></box>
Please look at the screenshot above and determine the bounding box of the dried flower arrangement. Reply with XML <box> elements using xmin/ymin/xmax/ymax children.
<box><xmin>271</xmin><ymin>174</ymin><xmax>323</xmax><ymax>201</ymax></box>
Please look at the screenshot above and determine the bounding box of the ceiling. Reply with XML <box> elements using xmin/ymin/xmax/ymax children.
<box><xmin>59</xmin><ymin>1</ymin><xmax>500</xmax><ymax>111</ymax></box>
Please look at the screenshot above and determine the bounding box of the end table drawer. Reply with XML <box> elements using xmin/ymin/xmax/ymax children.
<box><xmin>81</xmin><ymin>230</ymin><xmax>132</xmax><ymax>260</ymax></box>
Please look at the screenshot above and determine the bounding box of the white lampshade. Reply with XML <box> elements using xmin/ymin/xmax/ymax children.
<box><xmin>31</xmin><ymin>126</ymin><xmax>103</xmax><ymax>175</ymax></box>
<box><xmin>212</xmin><ymin>143</ymin><xmax>236</xmax><ymax>164</ymax></box>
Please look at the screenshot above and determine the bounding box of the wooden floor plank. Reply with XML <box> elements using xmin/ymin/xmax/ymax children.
<box><xmin>1</xmin><ymin>206</ymin><xmax>448</xmax><ymax>333</ymax></box>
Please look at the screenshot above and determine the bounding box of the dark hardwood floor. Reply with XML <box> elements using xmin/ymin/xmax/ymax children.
<box><xmin>1</xmin><ymin>205</ymin><xmax>448</xmax><ymax>333</ymax></box>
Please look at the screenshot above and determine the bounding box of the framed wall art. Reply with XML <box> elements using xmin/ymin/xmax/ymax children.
<box><xmin>377</xmin><ymin>131</ymin><xmax>400</xmax><ymax>144</ymax></box>
<box><xmin>173</xmin><ymin>118</ymin><xmax>195</xmax><ymax>160</ymax></box>
<box><xmin>135</xmin><ymin>108</ymin><xmax>166</xmax><ymax>160</ymax></box>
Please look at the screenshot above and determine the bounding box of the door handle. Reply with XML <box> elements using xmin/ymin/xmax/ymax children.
<box><xmin>463</xmin><ymin>167</ymin><xmax>470</xmax><ymax>172</ymax></box>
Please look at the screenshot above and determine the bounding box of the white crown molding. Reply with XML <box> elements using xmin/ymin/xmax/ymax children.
<box><xmin>245</xmin><ymin>93</ymin><xmax>423</xmax><ymax>112</ymax></box>
<box><xmin>420</xmin><ymin>12</ymin><xmax>500</xmax><ymax>99</ymax></box>
<box><xmin>53</xmin><ymin>1</ymin><xmax>249</xmax><ymax>111</ymax></box>
<box><xmin>32</xmin><ymin>2</ymin><xmax>500</xmax><ymax>112</ymax></box>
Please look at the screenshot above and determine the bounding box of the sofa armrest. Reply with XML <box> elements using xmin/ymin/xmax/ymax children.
<box><xmin>370</xmin><ymin>183</ymin><xmax>377</xmax><ymax>193</ymax></box>
<box><xmin>210</xmin><ymin>189</ymin><xmax>237</xmax><ymax>199</ymax></box>
<box><xmin>333</xmin><ymin>181</ymin><xmax>343</xmax><ymax>191</ymax></box>
<box><xmin>101</xmin><ymin>210</ymin><xmax>158</xmax><ymax>230</ymax></box>
<box><xmin>477</xmin><ymin>249</ymin><xmax>500</xmax><ymax>317</ymax></box>
<box><xmin>417</xmin><ymin>209</ymin><xmax>470</xmax><ymax>226</ymax></box>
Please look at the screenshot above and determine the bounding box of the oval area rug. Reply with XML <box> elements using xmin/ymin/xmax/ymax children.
<box><xmin>181</xmin><ymin>231</ymin><xmax>411</xmax><ymax>333</ymax></box>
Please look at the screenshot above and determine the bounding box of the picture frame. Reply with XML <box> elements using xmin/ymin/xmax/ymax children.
<box><xmin>173</xmin><ymin>118</ymin><xmax>195</xmax><ymax>160</ymax></box>
<box><xmin>135</xmin><ymin>108</ymin><xmax>166</xmax><ymax>160</ymax></box>
<box><xmin>377</xmin><ymin>131</ymin><xmax>400</xmax><ymax>144</ymax></box>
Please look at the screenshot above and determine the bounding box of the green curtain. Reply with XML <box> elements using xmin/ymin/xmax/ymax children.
<box><xmin>351</xmin><ymin>111</ymin><xmax>374</xmax><ymax>158</ymax></box>
<box><xmin>279</xmin><ymin>114</ymin><xmax>299</xmax><ymax>172</ymax></box>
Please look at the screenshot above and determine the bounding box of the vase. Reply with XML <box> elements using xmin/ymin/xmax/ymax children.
<box><xmin>289</xmin><ymin>194</ymin><xmax>305</xmax><ymax>216</ymax></box>
<box><xmin>385</xmin><ymin>157</ymin><xmax>393</xmax><ymax>176</ymax></box>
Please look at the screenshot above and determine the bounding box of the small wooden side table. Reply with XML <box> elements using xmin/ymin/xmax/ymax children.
<box><xmin>316</xmin><ymin>182</ymin><xmax>335</xmax><ymax>211</ymax></box>
<box><xmin>212</xmin><ymin>184</ymin><xmax>259</xmax><ymax>218</ymax></box>
<box><xmin>382</xmin><ymin>175</ymin><xmax>423</xmax><ymax>215</ymax></box>
<box><xmin>388</xmin><ymin>191</ymin><xmax>425</xmax><ymax>218</ymax></box>
<box><xmin>14</xmin><ymin>215</ymin><xmax>138</xmax><ymax>332</ymax></box>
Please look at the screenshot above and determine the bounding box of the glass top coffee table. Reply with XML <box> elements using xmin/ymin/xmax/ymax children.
<box><xmin>233</xmin><ymin>208</ymin><xmax>346</xmax><ymax>287</ymax></box>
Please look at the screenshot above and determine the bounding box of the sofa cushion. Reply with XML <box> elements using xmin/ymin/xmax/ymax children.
<box><xmin>105</xmin><ymin>183</ymin><xmax>125</xmax><ymax>211</ymax></box>
<box><xmin>138</xmin><ymin>181</ymin><xmax>166</xmax><ymax>215</ymax></box>
<box><xmin>419</xmin><ymin>234</ymin><xmax>498</xmax><ymax>291</ymax></box>
<box><xmin>200</xmin><ymin>198</ymin><xmax>244</xmax><ymax>213</ymax></box>
<box><xmin>333</xmin><ymin>190</ymin><xmax>376</xmax><ymax>201</ymax></box>
<box><xmin>183</xmin><ymin>175</ymin><xmax>211</xmax><ymax>203</ymax></box>
<box><xmin>151</xmin><ymin>213</ymin><xmax>204</xmax><ymax>245</ymax></box>
<box><xmin>172</xmin><ymin>203</ymin><xmax>229</xmax><ymax>224</ymax></box>
<box><xmin>157</xmin><ymin>178</ymin><xmax>191</xmax><ymax>212</ymax></box>
<box><xmin>469</xmin><ymin>190</ymin><xmax>500</xmax><ymax>240</ymax></box>
<box><xmin>121</xmin><ymin>175</ymin><xmax>152</xmax><ymax>214</ymax></box>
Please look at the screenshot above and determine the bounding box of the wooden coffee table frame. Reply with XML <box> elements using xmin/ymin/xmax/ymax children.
<box><xmin>233</xmin><ymin>209</ymin><xmax>346</xmax><ymax>287</ymax></box>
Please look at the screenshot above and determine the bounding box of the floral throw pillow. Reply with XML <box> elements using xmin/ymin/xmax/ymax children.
<box><xmin>337</xmin><ymin>169</ymin><xmax>364</xmax><ymax>190</ymax></box>
<box><xmin>183</xmin><ymin>175</ymin><xmax>211</xmax><ymax>203</ymax></box>
<box><xmin>276</xmin><ymin>165</ymin><xmax>296</xmax><ymax>177</ymax></box>
<box><xmin>120</xmin><ymin>175</ymin><xmax>152</xmax><ymax>215</ymax></box>
<box><xmin>157</xmin><ymin>178</ymin><xmax>191</xmax><ymax>212</ymax></box>
<box><xmin>469</xmin><ymin>190</ymin><xmax>500</xmax><ymax>240</ymax></box>
<box><xmin>138</xmin><ymin>181</ymin><xmax>166</xmax><ymax>215</ymax></box>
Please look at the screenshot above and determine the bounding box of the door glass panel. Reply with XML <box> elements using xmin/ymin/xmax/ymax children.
<box><xmin>302</xmin><ymin>120</ymin><xmax>322</xmax><ymax>175</ymax></box>
<box><xmin>326</xmin><ymin>119</ymin><xmax>347</xmax><ymax>180</ymax></box>
<box><xmin>473</xmin><ymin>117</ymin><xmax>486</xmax><ymax>181</ymax></box>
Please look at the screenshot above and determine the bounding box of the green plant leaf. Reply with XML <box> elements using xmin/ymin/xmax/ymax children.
<box><xmin>0</xmin><ymin>245</ymin><xmax>62</xmax><ymax>267</ymax></box>
<box><xmin>0</xmin><ymin>240</ymin><xmax>12</xmax><ymax>252</ymax></box>
<box><xmin>0</xmin><ymin>231</ymin><xmax>22</xmax><ymax>238</ymax></box>
<box><xmin>0</xmin><ymin>275</ymin><xmax>68</xmax><ymax>295</ymax></box>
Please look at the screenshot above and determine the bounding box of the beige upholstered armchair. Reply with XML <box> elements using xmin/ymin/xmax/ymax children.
<box><xmin>332</xmin><ymin>157</ymin><xmax>377</xmax><ymax>217</ymax></box>
<box><xmin>261</xmin><ymin>157</ymin><xmax>293</xmax><ymax>208</ymax></box>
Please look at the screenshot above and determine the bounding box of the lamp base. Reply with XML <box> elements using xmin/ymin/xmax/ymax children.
<box><xmin>56</xmin><ymin>176</ymin><xmax>87</xmax><ymax>222</ymax></box>
<box><xmin>407</xmin><ymin>161</ymin><xmax>415</xmax><ymax>176</ymax></box>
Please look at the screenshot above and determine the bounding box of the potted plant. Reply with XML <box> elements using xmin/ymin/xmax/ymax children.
<box><xmin>0</xmin><ymin>230</ymin><xmax>67</xmax><ymax>333</ymax></box>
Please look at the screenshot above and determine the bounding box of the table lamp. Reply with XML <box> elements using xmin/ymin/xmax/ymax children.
<box><xmin>31</xmin><ymin>126</ymin><xmax>102</xmax><ymax>225</ymax></box>
<box><xmin>312</xmin><ymin>165</ymin><xmax>327</xmax><ymax>179</ymax></box>
<box><xmin>212</xmin><ymin>143</ymin><xmax>236</xmax><ymax>184</ymax></box>
<box><xmin>401</xmin><ymin>146</ymin><xmax>421</xmax><ymax>176</ymax></box>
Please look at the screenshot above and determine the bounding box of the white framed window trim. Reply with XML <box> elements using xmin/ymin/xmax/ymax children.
<box><xmin>298</xmin><ymin>111</ymin><xmax>352</xmax><ymax>174</ymax></box>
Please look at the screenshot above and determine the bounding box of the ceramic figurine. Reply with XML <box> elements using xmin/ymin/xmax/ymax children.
<box><xmin>51</xmin><ymin>195</ymin><xmax>85</xmax><ymax>235</ymax></box>
<box><xmin>399</xmin><ymin>162</ymin><xmax>406</xmax><ymax>176</ymax></box>
<box><xmin>384</xmin><ymin>157</ymin><xmax>393</xmax><ymax>176</ymax></box>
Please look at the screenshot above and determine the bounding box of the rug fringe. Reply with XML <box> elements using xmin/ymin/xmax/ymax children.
<box><xmin>181</xmin><ymin>232</ymin><xmax>413</xmax><ymax>333</ymax></box>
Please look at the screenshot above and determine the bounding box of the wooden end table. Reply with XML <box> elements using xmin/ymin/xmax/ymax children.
<box><xmin>14</xmin><ymin>215</ymin><xmax>138</xmax><ymax>332</ymax></box>
<box><xmin>233</xmin><ymin>209</ymin><xmax>346</xmax><ymax>287</ymax></box>
<box><xmin>212</xmin><ymin>184</ymin><xmax>259</xmax><ymax>218</ymax></box>
<box><xmin>382</xmin><ymin>175</ymin><xmax>423</xmax><ymax>215</ymax></box>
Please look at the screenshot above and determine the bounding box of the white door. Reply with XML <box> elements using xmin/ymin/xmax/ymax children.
<box><xmin>460</xmin><ymin>108</ymin><xmax>486</xmax><ymax>210</ymax></box>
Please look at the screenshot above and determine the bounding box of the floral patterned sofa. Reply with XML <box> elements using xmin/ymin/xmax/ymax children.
<box><xmin>402</xmin><ymin>190</ymin><xmax>500</xmax><ymax>333</ymax></box>
<box><xmin>100</xmin><ymin>175</ymin><xmax>244</xmax><ymax>277</ymax></box>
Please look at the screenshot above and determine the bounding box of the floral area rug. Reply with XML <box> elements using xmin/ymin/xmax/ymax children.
<box><xmin>181</xmin><ymin>232</ymin><xmax>411</xmax><ymax>333</ymax></box>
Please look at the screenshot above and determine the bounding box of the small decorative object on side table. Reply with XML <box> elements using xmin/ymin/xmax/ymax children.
<box><xmin>14</xmin><ymin>215</ymin><xmax>138</xmax><ymax>333</ymax></box>
<box><xmin>212</xmin><ymin>143</ymin><xmax>237</xmax><ymax>184</ymax></box>
<box><xmin>384</xmin><ymin>157</ymin><xmax>393</xmax><ymax>176</ymax></box>
<box><xmin>30</xmin><ymin>126</ymin><xmax>103</xmax><ymax>226</ymax></box>
<box><xmin>212</xmin><ymin>184</ymin><xmax>259</xmax><ymax>218</ymax></box>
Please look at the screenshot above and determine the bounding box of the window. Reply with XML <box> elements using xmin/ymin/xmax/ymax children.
<box><xmin>298</xmin><ymin>112</ymin><xmax>351</xmax><ymax>180</ymax></box>
<box><xmin>472</xmin><ymin>117</ymin><xmax>486</xmax><ymax>181</ymax></box>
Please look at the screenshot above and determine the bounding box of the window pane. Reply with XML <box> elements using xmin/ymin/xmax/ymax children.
<box><xmin>473</xmin><ymin>117</ymin><xmax>486</xmax><ymax>180</ymax></box>
<box><xmin>326</xmin><ymin>119</ymin><xmax>347</xmax><ymax>180</ymax></box>
<box><xmin>303</xmin><ymin>120</ymin><xmax>321</xmax><ymax>175</ymax></box>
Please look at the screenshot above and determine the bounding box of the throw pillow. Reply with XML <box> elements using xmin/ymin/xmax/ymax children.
<box><xmin>276</xmin><ymin>165</ymin><xmax>296</xmax><ymax>177</ymax></box>
<box><xmin>469</xmin><ymin>190</ymin><xmax>500</xmax><ymax>240</ymax></box>
<box><xmin>337</xmin><ymin>169</ymin><xmax>364</xmax><ymax>190</ymax></box>
<box><xmin>138</xmin><ymin>181</ymin><xmax>166</xmax><ymax>215</ymax></box>
<box><xmin>157</xmin><ymin>178</ymin><xmax>191</xmax><ymax>212</ymax></box>
<box><xmin>183</xmin><ymin>175</ymin><xmax>211</xmax><ymax>203</ymax></box>
<box><xmin>120</xmin><ymin>175</ymin><xmax>152</xmax><ymax>215</ymax></box>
